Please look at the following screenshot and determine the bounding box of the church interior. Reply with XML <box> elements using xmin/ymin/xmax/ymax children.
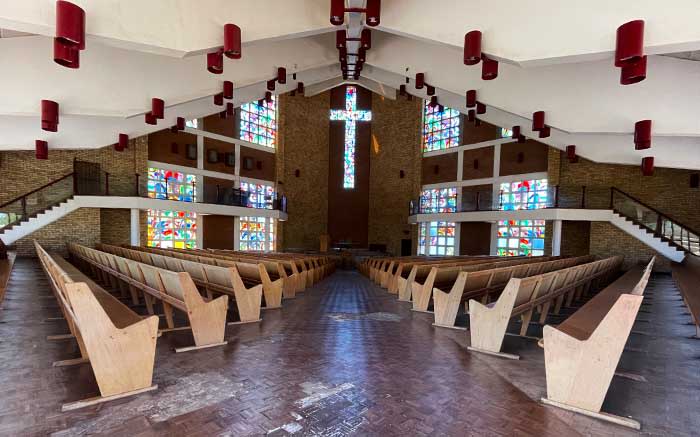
<box><xmin>1</xmin><ymin>1</ymin><xmax>699</xmax><ymax>435</ymax></box>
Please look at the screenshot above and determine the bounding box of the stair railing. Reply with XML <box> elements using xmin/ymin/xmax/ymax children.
<box><xmin>0</xmin><ymin>172</ymin><xmax>75</xmax><ymax>234</ymax></box>
<box><xmin>610</xmin><ymin>187</ymin><xmax>700</xmax><ymax>256</ymax></box>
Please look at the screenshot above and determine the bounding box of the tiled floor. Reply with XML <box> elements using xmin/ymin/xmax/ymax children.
<box><xmin>0</xmin><ymin>259</ymin><xmax>697</xmax><ymax>436</ymax></box>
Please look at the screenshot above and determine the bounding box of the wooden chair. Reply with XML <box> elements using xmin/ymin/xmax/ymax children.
<box><xmin>36</xmin><ymin>242</ymin><xmax>159</xmax><ymax>411</ymax></box>
<box><xmin>467</xmin><ymin>256</ymin><xmax>623</xmax><ymax>360</ymax></box>
<box><xmin>540</xmin><ymin>257</ymin><xmax>655</xmax><ymax>430</ymax></box>
<box><xmin>69</xmin><ymin>244</ymin><xmax>229</xmax><ymax>353</ymax></box>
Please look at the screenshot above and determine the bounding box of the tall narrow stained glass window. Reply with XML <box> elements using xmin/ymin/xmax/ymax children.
<box><xmin>240</xmin><ymin>181</ymin><xmax>274</xmax><ymax>209</ymax></box>
<box><xmin>497</xmin><ymin>178</ymin><xmax>548</xmax><ymax>257</ymax></box>
<box><xmin>147</xmin><ymin>167</ymin><xmax>196</xmax><ymax>202</ymax></box>
<box><xmin>239</xmin><ymin>216</ymin><xmax>275</xmax><ymax>251</ymax></box>
<box><xmin>422</xmin><ymin>101</ymin><xmax>460</xmax><ymax>152</ymax></box>
<box><xmin>330</xmin><ymin>86</ymin><xmax>372</xmax><ymax>189</ymax></box>
<box><xmin>147</xmin><ymin>209</ymin><xmax>197</xmax><ymax>249</ymax></box>
<box><xmin>240</xmin><ymin>96</ymin><xmax>277</xmax><ymax>148</ymax></box>
<box><xmin>420</xmin><ymin>188</ymin><xmax>458</xmax><ymax>213</ymax></box>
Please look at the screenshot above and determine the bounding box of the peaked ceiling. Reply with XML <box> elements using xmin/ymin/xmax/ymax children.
<box><xmin>0</xmin><ymin>0</ymin><xmax>699</xmax><ymax>170</ymax></box>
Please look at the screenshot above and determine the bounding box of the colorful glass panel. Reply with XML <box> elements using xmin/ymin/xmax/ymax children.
<box><xmin>499</xmin><ymin>178</ymin><xmax>549</xmax><ymax>210</ymax></box>
<box><xmin>147</xmin><ymin>209</ymin><xmax>197</xmax><ymax>249</ymax></box>
<box><xmin>239</xmin><ymin>216</ymin><xmax>275</xmax><ymax>251</ymax></box>
<box><xmin>418</xmin><ymin>221</ymin><xmax>456</xmax><ymax>255</ymax></box>
<box><xmin>147</xmin><ymin>167</ymin><xmax>196</xmax><ymax>202</ymax></box>
<box><xmin>240</xmin><ymin>181</ymin><xmax>274</xmax><ymax>209</ymax></box>
<box><xmin>240</xmin><ymin>96</ymin><xmax>277</xmax><ymax>148</ymax></box>
<box><xmin>420</xmin><ymin>188</ymin><xmax>458</xmax><ymax>213</ymax></box>
<box><xmin>422</xmin><ymin>101</ymin><xmax>460</xmax><ymax>152</ymax></box>
<box><xmin>329</xmin><ymin>86</ymin><xmax>372</xmax><ymax>189</ymax></box>
<box><xmin>496</xmin><ymin>219</ymin><xmax>545</xmax><ymax>257</ymax></box>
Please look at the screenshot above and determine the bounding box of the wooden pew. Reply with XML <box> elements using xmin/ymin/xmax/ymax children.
<box><xmin>671</xmin><ymin>255</ymin><xmax>700</xmax><ymax>338</ymax></box>
<box><xmin>0</xmin><ymin>251</ymin><xmax>16</xmax><ymax>306</ymax></box>
<box><xmin>215</xmin><ymin>249</ymin><xmax>334</xmax><ymax>286</ymax></box>
<box><xmin>114</xmin><ymin>245</ymin><xmax>284</xmax><ymax>308</ymax></box>
<box><xmin>430</xmin><ymin>256</ymin><xmax>591</xmax><ymax>326</ymax></box>
<box><xmin>389</xmin><ymin>256</ymin><xmax>495</xmax><ymax>296</ymax></box>
<box><xmin>467</xmin><ymin>256</ymin><xmax>623</xmax><ymax>360</ymax></box>
<box><xmin>540</xmin><ymin>257</ymin><xmax>655</xmax><ymax>430</ymax></box>
<box><xmin>35</xmin><ymin>242</ymin><xmax>159</xmax><ymax>411</ymax></box>
<box><xmin>69</xmin><ymin>244</ymin><xmax>229</xmax><ymax>352</ymax></box>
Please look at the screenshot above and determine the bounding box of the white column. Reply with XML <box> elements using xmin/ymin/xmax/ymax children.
<box><xmin>552</xmin><ymin>219</ymin><xmax>563</xmax><ymax>256</ymax></box>
<box><xmin>130</xmin><ymin>208</ymin><xmax>141</xmax><ymax>246</ymax></box>
<box><xmin>196</xmin><ymin>215</ymin><xmax>204</xmax><ymax>249</ymax></box>
<box><xmin>491</xmin><ymin>143</ymin><xmax>502</xmax><ymax>209</ymax></box>
<box><xmin>196</xmin><ymin>134</ymin><xmax>204</xmax><ymax>170</ymax></box>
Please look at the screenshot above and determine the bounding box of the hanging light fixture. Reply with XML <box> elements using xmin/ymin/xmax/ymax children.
<box><xmin>620</xmin><ymin>55</ymin><xmax>647</xmax><ymax>85</ymax></box>
<box><xmin>361</xmin><ymin>29</ymin><xmax>372</xmax><ymax>50</ymax></box>
<box><xmin>476</xmin><ymin>102</ymin><xmax>486</xmax><ymax>115</ymax></box>
<box><xmin>512</xmin><ymin>126</ymin><xmax>521</xmax><ymax>138</ymax></box>
<box><xmin>532</xmin><ymin>111</ymin><xmax>545</xmax><ymax>131</ymax></box>
<box><xmin>399</xmin><ymin>84</ymin><xmax>406</xmax><ymax>96</ymax></box>
<box><xmin>54</xmin><ymin>1</ymin><xmax>85</xmax><ymax>68</ymax></box>
<box><xmin>265</xmin><ymin>91</ymin><xmax>273</xmax><ymax>103</ymax></box>
<box><xmin>466</xmin><ymin>90</ymin><xmax>476</xmax><ymax>108</ymax></box>
<box><xmin>145</xmin><ymin>113</ymin><xmax>157</xmax><ymax>125</ymax></box>
<box><xmin>481</xmin><ymin>56</ymin><xmax>498</xmax><ymax>80</ymax></box>
<box><xmin>366</xmin><ymin>0</ymin><xmax>381</xmax><ymax>26</ymax></box>
<box><xmin>223</xmin><ymin>81</ymin><xmax>234</xmax><ymax>99</ymax></box>
<box><xmin>539</xmin><ymin>126</ymin><xmax>551</xmax><ymax>138</ymax></box>
<box><xmin>566</xmin><ymin>145</ymin><xmax>578</xmax><ymax>163</ymax></box>
<box><xmin>41</xmin><ymin>100</ymin><xmax>59</xmax><ymax>132</ymax></box>
<box><xmin>415</xmin><ymin>73</ymin><xmax>425</xmax><ymax>89</ymax></box>
<box><xmin>214</xmin><ymin>93</ymin><xmax>224</xmax><ymax>106</ymax></box>
<box><xmin>463</xmin><ymin>30</ymin><xmax>482</xmax><ymax>65</ymax></box>
<box><xmin>297</xmin><ymin>82</ymin><xmax>305</xmax><ymax>95</ymax></box>
<box><xmin>615</xmin><ymin>20</ymin><xmax>644</xmax><ymax>67</ymax></box>
<box><xmin>330</xmin><ymin>0</ymin><xmax>345</xmax><ymax>25</ymax></box>
<box><xmin>223</xmin><ymin>24</ymin><xmax>242</xmax><ymax>59</ymax></box>
<box><xmin>641</xmin><ymin>157</ymin><xmax>654</xmax><ymax>176</ymax></box>
<box><xmin>207</xmin><ymin>50</ymin><xmax>224</xmax><ymax>74</ymax></box>
<box><xmin>53</xmin><ymin>37</ymin><xmax>80</xmax><ymax>69</ymax></box>
<box><xmin>467</xmin><ymin>109</ymin><xmax>475</xmax><ymax>122</ymax></box>
<box><xmin>176</xmin><ymin>117</ymin><xmax>185</xmax><ymax>131</ymax></box>
<box><xmin>267</xmin><ymin>79</ymin><xmax>276</xmax><ymax>91</ymax></box>
<box><xmin>429</xmin><ymin>96</ymin><xmax>438</xmax><ymax>107</ymax></box>
<box><xmin>35</xmin><ymin>140</ymin><xmax>48</xmax><ymax>160</ymax></box>
<box><xmin>119</xmin><ymin>134</ymin><xmax>129</xmax><ymax>150</ymax></box>
<box><xmin>151</xmin><ymin>98</ymin><xmax>164</xmax><ymax>119</ymax></box>
<box><xmin>226</xmin><ymin>102</ymin><xmax>234</xmax><ymax>116</ymax></box>
<box><xmin>336</xmin><ymin>30</ymin><xmax>347</xmax><ymax>49</ymax></box>
<box><xmin>634</xmin><ymin>119</ymin><xmax>652</xmax><ymax>150</ymax></box>
<box><xmin>426</xmin><ymin>85</ymin><xmax>435</xmax><ymax>96</ymax></box>
<box><xmin>277</xmin><ymin>67</ymin><xmax>287</xmax><ymax>84</ymax></box>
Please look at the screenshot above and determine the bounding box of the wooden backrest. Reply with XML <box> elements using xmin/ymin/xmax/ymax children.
<box><xmin>138</xmin><ymin>264</ymin><xmax>165</xmax><ymax>294</ymax></box>
<box><xmin>202</xmin><ymin>264</ymin><xmax>234</xmax><ymax>289</ymax></box>
<box><xmin>157</xmin><ymin>269</ymin><xmax>187</xmax><ymax>301</ymax></box>
<box><xmin>150</xmin><ymin>254</ymin><xmax>169</xmax><ymax>270</ymax></box>
<box><xmin>164</xmin><ymin>256</ymin><xmax>184</xmax><ymax>272</ymax></box>
<box><xmin>180</xmin><ymin>259</ymin><xmax>207</xmax><ymax>282</ymax></box>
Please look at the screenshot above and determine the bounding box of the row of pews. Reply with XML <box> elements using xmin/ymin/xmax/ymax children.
<box><xmin>360</xmin><ymin>253</ymin><xmax>655</xmax><ymax>429</ymax></box>
<box><xmin>36</xmin><ymin>241</ymin><xmax>335</xmax><ymax>411</ymax></box>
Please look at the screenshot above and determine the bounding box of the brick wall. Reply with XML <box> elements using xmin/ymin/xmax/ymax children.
<box><xmin>14</xmin><ymin>208</ymin><xmax>100</xmax><ymax>257</ymax></box>
<box><xmin>589</xmin><ymin>222</ymin><xmax>670</xmax><ymax>271</ymax></box>
<box><xmin>368</xmin><ymin>95</ymin><xmax>423</xmax><ymax>255</ymax></box>
<box><xmin>276</xmin><ymin>92</ymin><xmax>330</xmax><ymax>250</ymax></box>
<box><xmin>100</xmin><ymin>209</ymin><xmax>132</xmax><ymax>246</ymax></box>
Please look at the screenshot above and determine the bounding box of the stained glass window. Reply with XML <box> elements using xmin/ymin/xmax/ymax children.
<box><xmin>147</xmin><ymin>209</ymin><xmax>197</xmax><ymax>249</ymax></box>
<box><xmin>330</xmin><ymin>86</ymin><xmax>372</xmax><ymax>189</ymax></box>
<box><xmin>186</xmin><ymin>118</ymin><xmax>198</xmax><ymax>129</ymax></box>
<box><xmin>499</xmin><ymin>179</ymin><xmax>548</xmax><ymax>210</ymax></box>
<box><xmin>240</xmin><ymin>96</ymin><xmax>277</xmax><ymax>148</ymax></box>
<box><xmin>500</xmin><ymin>127</ymin><xmax>513</xmax><ymax>138</ymax></box>
<box><xmin>496</xmin><ymin>219</ymin><xmax>545</xmax><ymax>257</ymax></box>
<box><xmin>239</xmin><ymin>216</ymin><xmax>275</xmax><ymax>251</ymax></box>
<box><xmin>422</xmin><ymin>101</ymin><xmax>460</xmax><ymax>152</ymax></box>
<box><xmin>147</xmin><ymin>167</ymin><xmax>196</xmax><ymax>202</ymax></box>
<box><xmin>418</xmin><ymin>221</ymin><xmax>456</xmax><ymax>255</ymax></box>
<box><xmin>420</xmin><ymin>188</ymin><xmax>458</xmax><ymax>213</ymax></box>
<box><xmin>240</xmin><ymin>181</ymin><xmax>274</xmax><ymax>209</ymax></box>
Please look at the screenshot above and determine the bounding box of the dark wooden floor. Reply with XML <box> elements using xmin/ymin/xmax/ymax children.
<box><xmin>0</xmin><ymin>259</ymin><xmax>698</xmax><ymax>436</ymax></box>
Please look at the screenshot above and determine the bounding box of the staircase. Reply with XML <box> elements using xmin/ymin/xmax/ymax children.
<box><xmin>0</xmin><ymin>197</ymin><xmax>78</xmax><ymax>245</ymax></box>
<box><xmin>609</xmin><ymin>187</ymin><xmax>698</xmax><ymax>263</ymax></box>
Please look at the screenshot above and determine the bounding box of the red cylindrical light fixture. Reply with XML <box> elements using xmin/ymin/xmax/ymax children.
<box><xmin>358</xmin><ymin>47</ymin><xmax>366</xmax><ymax>63</ymax></box>
<box><xmin>467</xmin><ymin>109</ymin><xmax>475</xmax><ymax>122</ymax></box>
<box><xmin>512</xmin><ymin>126</ymin><xmax>521</xmax><ymax>138</ymax></box>
<box><xmin>415</xmin><ymin>73</ymin><xmax>425</xmax><ymax>89</ymax></box>
<box><xmin>517</xmin><ymin>135</ymin><xmax>526</xmax><ymax>143</ymax></box>
<box><xmin>330</xmin><ymin>0</ymin><xmax>345</xmax><ymax>25</ymax></box>
<box><xmin>339</xmin><ymin>47</ymin><xmax>347</xmax><ymax>62</ymax></box>
<box><xmin>223</xmin><ymin>24</ymin><xmax>242</xmax><ymax>59</ymax></box>
<box><xmin>399</xmin><ymin>84</ymin><xmax>406</xmax><ymax>96</ymax></box>
<box><xmin>41</xmin><ymin>100</ymin><xmax>59</xmax><ymax>132</ymax></box>
<box><xmin>265</xmin><ymin>91</ymin><xmax>273</xmax><ymax>103</ymax></box>
<box><xmin>615</xmin><ymin>20</ymin><xmax>644</xmax><ymax>67</ymax></box>
<box><xmin>481</xmin><ymin>56</ymin><xmax>498</xmax><ymax>80</ymax></box>
<box><xmin>532</xmin><ymin>111</ymin><xmax>545</xmax><ymax>131</ymax></box>
<box><xmin>634</xmin><ymin>119</ymin><xmax>652</xmax><ymax>150</ymax></box>
<box><xmin>466</xmin><ymin>90</ymin><xmax>476</xmax><ymax>108</ymax></box>
<box><xmin>361</xmin><ymin>29</ymin><xmax>372</xmax><ymax>50</ymax></box>
<box><xmin>437</xmin><ymin>104</ymin><xmax>444</xmax><ymax>112</ymax></box>
<box><xmin>429</xmin><ymin>96</ymin><xmax>438</xmax><ymax>107</ymax></box>
<box><xmin>463</xmin><ymin>30</ymin><xmax>482</xmax><ymax>65</ymax></box>
<box><xmin>426</xmin><ymin>85</ymin><xmax>435</xmax><ymax>96</ymax></box>
<box><xmin>145</xmin><ymin>113</ymin><xmax>157</xmax><ymax>125</ymax></box>
<box><xmin>35</xmin><ymin>140</ymin><xmax>48</xmax><ymax>160</ymax></box>
<box><xmin>277</xmin><ymin>67</ymin><xmax>287</xmax><ymax>84</ymax></box>
<box><xmin>56</xmin><ymin>1</ymin><xmax>85</xmax><ymax>50</ymax></box>
<box><xmin>566</xmin><ymin>145</ymin><xmax>578</xmax><ymax>163</ymax></box>
<box><xmin>366</xmin><ymin>0</ymin><xmax>381</xmax><ymax>27</ymax></box>
<box><xmin>214</xmin><ymin>93</ymin><xmax>224</xmax><ymax>106</ymax></box>
<box><xmin>539</xmin><ymin>125</ymin><xmax>551</xmax><ymax>138</ymax></box>
<box><xmin>226</xmin><ymin>102</ymin><xmax>234</xmax><ymax>116</ymax></box>
<box><xmin>336</xmin><ymin>30</ymin><xmax>346</xmax><ymax>49</ymax></box>
<box><xmin>297</xmin><ymin>82</ymin><xmax>305</xmax><ymax>94</ymax></box>
<box><xmin>115</xmin><ymin>140</ymin><xmax>125</xmax><ymax>152</ymax></box>
<box><xmin>119</xmin><ymin>133</ymin><xmax>129</xmax><ymax>149</ymax></box>
<box><xmin>267</xmin><ymin>79</ymin><xmax>276</xmax><ymax>91</ymax></box>
<box><xmin>176</xmin><ymin>117</ymin><xmax>185</xmax><ymax>131</ymax></box>
<box><xmin>207</xmin><ymin>50</ymin><xmax>224</xmax><ymax>74</ymax></box>
<box><xmin>620</xmin><ymin>55</ymin><xmax>647</xmax><ymax>85</ymax></box>
<box><xmin>53</xmin><ymin>38</ymin><xmax>80</xmax><ymax>69</ymax></box>
<box><xmin>223</xmin><ymin>80</ymin><xmax>234</xmax><ymax>99</ymax></box>
<box><xmin>476</xmin><ymin>102</ymin><xmax>486</xmax><ymax>115</ymax></box>
<box><xmin>151</xmin><ymin>98</ymin><xmax>164</xmax><ymax>119</ymax></box>
<box><xmin>641</xmin><ymin>156</ymin><xmax>654</xmax><ymax>176</ymax></box>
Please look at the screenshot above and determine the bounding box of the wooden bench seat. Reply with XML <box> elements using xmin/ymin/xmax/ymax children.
<box><xmin>671</xmin><ymin>255</ymin><xmax>700</xmax><ymax>338</ymax></box>
<box><xmin>466</xmin><ymin>256</ymin><xmax>623</xmax><ymax>359</ymax></box>
<box><xmin>69</xmin><ymin>244</ymin><xmax>229</xmax><ymax>353</ymax></box>
<box><xmin>0</xmin><ymin>251</ymin><xmax>16</xmax><ymax>306</ymax></box>
<box><xmin>35</xmin><ymin>242</ymin><xmax>159</xmax><ymax>411</ymax></box>
<box><xmin>390</xmin><ymin>256</ymin><xmax>497</xmax><ymax>296</ymax></box>
<box><xmin>540</xmin><ymin>257</ymin><xmax>655</xmax><ymax>430</ymax></box>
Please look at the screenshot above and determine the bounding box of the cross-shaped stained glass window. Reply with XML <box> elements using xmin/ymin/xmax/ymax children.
<box><xmin>330</xmin><ymin>86</ymin><xmax>372</xmax><ymax>189</ymax></box>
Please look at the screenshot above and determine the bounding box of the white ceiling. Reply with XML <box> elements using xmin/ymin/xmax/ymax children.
<box><xmin>0</xmin><ymin>0</ymin><xmax>698</xmax><ymax>170</ymax></box>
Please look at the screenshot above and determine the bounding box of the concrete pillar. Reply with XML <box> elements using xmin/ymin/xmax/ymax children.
<box><xmin>130</xmin><ymin>208</ymin><xmax>141</xmax><ymax>246</ymax></box>
<box><xmin>552</xmin><ymin>219</ymin><xmax>563</xmax><ymax>256</ymax></box>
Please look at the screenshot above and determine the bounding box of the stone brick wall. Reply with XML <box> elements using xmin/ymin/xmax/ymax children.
<box><xmin>276</xmin><ymin>92</ymin><xmax>330</xmax><ymax>250</ymax></box>
<box><xmin>368</xmin><ymin>95</ymin><xmax>423</xmax><ymax>255</ymax></box>
<box><xmin>14</xmin><ymin>208</ymin><xmax>100</xmax><ymax>257</ymax></box>
<box><xmin>100</xmin><ymin>209</ymin><xmax>132</xmax><ymax>246</ymax></box>
<box><xmin>589</xmin><ymin>222</ymin><xmax>671</xmax><ymax>271</ymax></box>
